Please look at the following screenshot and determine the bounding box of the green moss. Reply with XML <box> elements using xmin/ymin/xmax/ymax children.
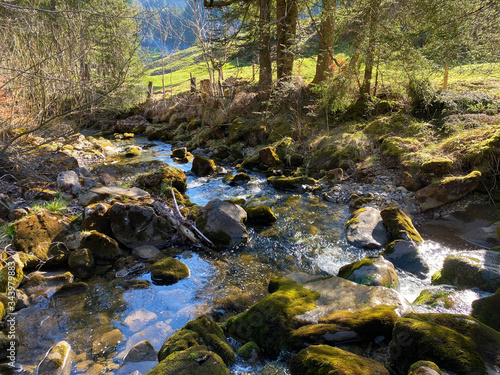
<box><xmin>236</xmin><ymin>341</ymin><xmax>259</xmax><ymax>360</ymax></box>
<box><xmin>146</xmin><ymin>346</ymin><xmax>229</xmax><ymax>375</ymax></box>
<box><xmin>151</xmin><ymin>257</ymin><xmax>190</xmax><ymax>285</ymax></box>
<box><xmin>0</xmin><ymin>299</ymin><xmax>5</xmax><ymax>320</ymax></box>
<box><xmin>79</xmin><ymin>230</ymin><xmax>119</xmax><ymax>262</ymax></box>
<box><xmin>337</xmin><ymin>257</ymin><xmax>375</xmax><ymax>279</ymax></box>
<box><xmin>245</xmin><ymin>206</ymin><xmax>277</xmax><ymax>226</ymax></box>
<box><xmin>290</xmin><ymin>345</ymin><xmax>389</xmax><ymax>375</ymax></box>
<box><xmin>226</xmin><ymin>278</ymin><xmax>320</xmax><ymax>358</ymax></box>
<box><xmin>158</xmin><ymin>315</ymin><xmax>235</xmax><ymax>366</ymax></box>
<box><xmin>471</xmin><ymin>289</ymin><xmax>500</xmax><ymax>331</ymax></box>
<box><xmin>268</xmin><ymin>176</ymin><xmax>317</xmax><ymax>191</ymax></box>
<box><xmin>381</xmin><ymin>136</ymin><xmax>420</xmax><ymax>156</ymax></box>
<box><xmin>224</xmin><ymin>198</ymin><xmax>246</xmax><ymax>206</ymax></box>
<box><xmin>222</xmin><ymin>174</ymin><xmax>234</xmax><ymax>184</ymax></box>
<box><xmin>440</xmin><ymin>170</ymin><xmax>481</xmax><ymax>184</ymax></box>
<box><xmin>0</xmin><ymin>259</ymin><xmax>23</xmax><ymax>293</ymax></box>
<box><xmin>380</xmin><ymin>206</ymin><xmax>423</xmax><ymax>244</ymax></box>
<box><xmin>344</xmin><ymin>208</ymin><xmax>367</xmax><ymax>229</ymax></box>
<box><xmin>408</xmin><ymin>361</ymin><xmax>445</xmax><ymax>375</ymax></box>
<box><xmin>414</xmin><ymin>290</ymin><xmax>455</xmax><ymax>309</ymax></box>
<box><xmin>136</xmin><ymin>165</ymin><xmax>188</xmax><ymax>193</ymax></box>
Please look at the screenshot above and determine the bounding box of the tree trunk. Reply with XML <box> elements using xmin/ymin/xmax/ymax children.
<box><xmin>312</xmin><ymin>0</ymin><xmax>335</xmax><ymax>84</ymax></box>
<box><xmin>276</xmin><ymin>0</ymin><xmax>286</xmax><ymax>80</ymax></box>
<box><xmin>443</xmin><ymin>60</ymin><xmax>449</xmax><ymax>90</ymax></box>
<box><xmin>276</xmin><ymin>0</ymin><xmax>297</xmax><ymax>82</ymax></box>
<box><xmin>360</xmin><ymin>0</ymin><xmax>381</xmax><ymax>97</ymax></box>
<box><xmin>259</xmin><ymin>0</ymin><xmax>272</xmax><ymax>94</ymax></box>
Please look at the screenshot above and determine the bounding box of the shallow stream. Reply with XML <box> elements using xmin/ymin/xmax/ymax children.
<box><xmin>14</xmin><ymin>137</ymin><xmax>493</xmax><ymax>375</ymax></box>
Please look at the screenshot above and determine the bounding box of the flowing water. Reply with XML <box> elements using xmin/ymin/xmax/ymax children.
<box><xmin>13</xmin><ymin>137</ymin><xmax>493</xmax><ymax>375</ymax></box>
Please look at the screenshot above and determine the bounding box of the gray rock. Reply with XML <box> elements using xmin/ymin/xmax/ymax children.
<box><xmin>57</xmin><ymin>170</ymin><xmax>81</xmax><ymax>195</ymax></box>
<box><xmin>114</xmin><ymin>115</ymin><xmax>149</xmax><ymax>134</ymax></box>
<box><xmin>382</xmin><ymin>237</ymin><xmax>429</xmax><ymax>278</ymax></box>
<box><xmin>132</xmin><ymin>245</ymin><xmax>160</xmax><ymax>260</ymax></box>
<box><xmin>37</xmin><ymin>341</ymin><xmax>73</xmax><ymax>375</ymax></box>
<box><xmin>22</xmin><ymin>271</ymin><xmax>74</xmax><ymax>295</ymax></box>
<box><xmin>78</xmin><ymin>192</ymin><xmax>100</xmax><ymax>207</ymax></box>
<box><xmin>123</xmin><ymin>340</ymin><xmax>157</xmax><ymax>363</ymax></box>
<box><xmin>345</xmin><ymin>207</ymin><xmax>389</xmax><ymax>249</ymax></box>
<box><xmin>196</xmin><ymin>199</ymin><xmax>248</xmax><ymax>248</ymax></box>
<box><xmin>91</xmin><ymin>185</ymin><xmax>150</xmax><ymax>200</ymax></box>
<box><xmin>338</xmin><ymin>255</ymin><xmax>399</xmax><ymax>289</ymax></box>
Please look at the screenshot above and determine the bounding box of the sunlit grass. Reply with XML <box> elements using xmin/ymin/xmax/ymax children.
<box><xmin>31</xmin><ymin>198</ymin><xmax>67</xmax><ymax>213</ymax></box>
<box><xmin>0</xmin><ymin>224</ymin><xmax>15</xmax><ymax>246</ymax></box>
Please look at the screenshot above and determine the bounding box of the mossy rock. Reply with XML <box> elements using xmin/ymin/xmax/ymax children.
<box><xmin>68</xmin><ymin>248</ymin><xmax>94</xmax><ymax>279</ymax></box>
<box><xmin>150</xmin><ymin>257</ymin><xmax>190</xmax><ymax>285</ymax></box>
<box><xmin>79</xmin><ymin>230</ymin><xmax>119</xmax><ymax>262</ymax></box>
<box><xmin>245</xmin><ymin>205</ymin><xmax>277</xmax><ymax>226</ymax></box>
<box><xmin>124</xmin><ymin>146</ymin><xmax>141</xmax><ymax>157</ymax></box>
<box><xmin>268</xmin><ymin>176</ymin><xmax>317</xmax><ymax>191</ymax></box>
<box><xmin>290</xmin><ymin>345</ymin><xmax>389</xmax><ymax>375</ymax></box>
<box><xmin>0</xmin><ymin>297</ymin><xmax>5</xmax><ymax>320</ymax></box>
<box><xmin>0</xmin><ymin>256</ymin><xmax>23</xmax><ymax>294</ymax></box>
<box><xmin>224</xmin><ymin>198</ymin><xmax>246</xmax><ymax>206</ymax></box>
<box><xmin>259</xmin><ymin>147</ymin><xmax>281</xmax><ymax>167</ymax></box>
<box><xmin>37</xmin><ymin>341</ymin><xmax>72</xmax><ymax>375</ymax></box>
<box><xmin>136</xmin><ymin>164</ymin><xmax>188</xmax><ymax>193</ymax></box>
<box><xmin>380</xmin><ymin>206</ymin><xmax>423</xmax><ymax>244</ymax></box>
<box><xmin>236</xmin><ymin>341</ymin><xmax>260</xmax><ymax>360</ymax></box>
<box><xmin>222</xmin><ymin>173</ymin><xmax>234</xmax><ymax>184</ymax></box>
<box><xmin>225</xmin><ymin>278</ymin><xmax>320</xmax><ymax>358</ymax></box>
<box><xmin>52</xmin><ymin>282</ymin><xmax>89</xmax><ymax>298</ymax></box>
<box><xmin>471</xmin><ymin>288</ymin><xmax>500</xmax><ymax>331</ymax></box>
<box><xmin>192</xmin><ymin>154</ymin><xmax>217</xmax><ymax>176</ymax></box>
<box><xmin>413</xmin><ymin>288</ymin><xmax>456</xmax><ymax>309</ymax></box>
<box><xmin>337</xmin><ymin>256</ymin><xmax>399</xmax><ymax>288</ymax></box>
<box><xmin>388</xmin><ymin>313</ymin><xmax>500</xmax><ymax>375</ymax></box>
<box><xmin>421</xmin><ymin>158</ymin><xmax>454</xmax><ymax>175</ymax></box>
<box><xmin>230</xmin><ymin>172</ymin><xmax>251</xmax><ymax>186</ymax></box>
<box><xmin>240</xmin><ymin>153</ymin><xmax>261</xmax><ymax>170</ymax></box>
<box><xmin>381</xmin><ymin>239</ymin><xmax>429</xmax><ymax>278</ymax></box>
<box><xmin>147</xmin><ymin>346</ymin><xmax>229</xmax><ymax>375</ymax></box>
<box><xmin>408</xmin><ymin>361</ymin><xmax>445</xmax><ymax>375</ymax></box>
<box><xmin>158</xmin><ymin>315</ymin><xmax>235</xmax><ymax>365</ymax></box>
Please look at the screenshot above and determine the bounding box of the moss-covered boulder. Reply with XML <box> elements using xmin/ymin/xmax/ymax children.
<box><xmin>13</xmin><ymin>211</ymin><xmax>70</xmax><ymax>260</ymax></box>
<box><xmin>82</xmin><ymin>203</ymin><xmax>112</xmax><ymax>236</ymax></box>
<box><xmin>158</xmin><ymin>315</ymin><xmax>235</xmax><ymax>365</ymax></box>
<box><xmin>388</xmin><ymin>313</ymin><xmax>500</xmax><ymax>375</ymax></box>
<box><xmin>79</xmin><ymin>230</ymin><xmax>119</xmax><ymax>263</ymax></box>
<box><xmin>380</xmin><ymin>206</ymin><xmax>423</xmax><ymax>244</ymax></box>
<box><xmin>245</xmin><ymin>205</ymin><xmax>277</xmax><ymax>226</ymax></box>
<box><xmin>196</xmin><ymin>199</ymin><xmax>248</xmax><ymax>249</ymax></box>
<box><xmin>136</xmin><ymin>164</ymin><xmax>188</xmax><ymax>193</ymax></box>
<box><xmin>37</xmin><ymin>340</ymin><xmax>73</xmax><ymax>375</ymax></box>
<box><xmin>415</xmin><ymin>171</ymin><xmax>482</xmax><ymax>212</ymax></box>
<box><xmin>337</xmin><ymin>256</ymin><xmax>399</xmax><ymax>288</ymax></box>
<box><xmin>236</xmin><ymin>341</ymin><xmax>260</xmax><ymax>361</ymax></box>
<box><xmin>413</xmin><ymin>287</ymin><xmax>459</xmax><ymax>311</ymax></box>
<box><xmin>421</xmin><ymin>158</ymin><xmax>454</xmax><ymax>175</ymax></box>
<box><xmin>345</xmin><ymin>207</ymin><xmax>389</xmax><ymax>249</ymax></box>
<box><xmin>268</xmin><ymin>176</ymin><xmax>317</xmax><ymax>191</ymax></box>
<box><xmin>431</xmin><ymin>250</ymin><xmax>500</xmax><ymax>292</ymax></box>
<box><xmin>471</xmin><ymin>288</ymin><xmax>500</xmax><ymax>331</ymax></box>
<box><xmin>146</xmin><ymin>346</ymin><xmax>229</xmax><ymax>375</ymax></box>
<box><xmin>290</xmin><ymin>305</ymin><xmax>399</xmax><ymax>349</ymax></box>
<box><xmin>259</xmin><ymin>147</ymin><xmax>281</xmax><ymax>167</ymax></box>
<box><xmin>0</xmin><ymin>255</ymin><xmax>23</xmax><ymax>294</ymax></box>
<box><xmin>229</xmin><ymin>172</ymin><xmax>251</xmax><ymax>186</ymax></box>
<box><xmin>124</xmin><ymin>146</ymin><xmax>141</xmax><ymax>157</ymax></box>
<box><xmin>408</xmin><ymin>361</ymin><xmax>445</xmax><ymax>375</ymax></box>
<box><xmin>290</xmin><ymin>345</ymin><xmax>389</xmax><ymax>375</ymax></box>
<box><xmin>68</xmin><ymin>248</ymin><xmax>94</xmax><ymax>279</ymax></box>
<box><xmin>150</xmin><ymin>257</ymin><xmax>190</xmax><ymax>285</ymax></box>
<box><xmin>172</xmin><ymin>147</ymin><xmax>188</xmax><ymax>159</ymax></box>
<box><xmin>192</xmin><ymin>154</ymin><xmax>217</xmax><ymax>176</ymax></box>
<box><xmin>382</xmin><ymin>239</ymin><xmax>429</xmax><ymax>278</ymax></box>
<box><xmin>108</xmin><ymin>202</ymin><xmax>173</xmax><ymax>248</ymax></box>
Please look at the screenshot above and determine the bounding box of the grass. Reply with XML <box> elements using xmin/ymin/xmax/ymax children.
<box><xmin>31</xmin><ymin>198</ymin><xmax>68</xmax><ymax>213</ymax></box>
<box><xmin>0</xmin><ymin>224</ymin><xmax>15</xmax><ymax>246</ymax></box>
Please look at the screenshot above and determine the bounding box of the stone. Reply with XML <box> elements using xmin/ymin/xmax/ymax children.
<box><xmin>44</xmin><ymin>151</ymin><xmax>79</xmax><ymax>173</ymax></box>
<box><xmin>135</xmin><ymin>163</ymin><xmax>188</xmax><ymax>194</ymax></box>
<box><xmin>158</xmin><ymin>315</ymin><xmax>235</xmax><ymax>366</ymax></box>
<box><xmin>415</xmin><ymin>171</ymin><xmax>482</xmax><ymax>212</ymax></box>
<box><xmin>0</xmin><ymin>254</ymin><xmax>24</xmax><ymax>293</ymax></box>
<box><xmin>471</xmin><ymin>288</ymin><xmax>500</xmax><ymax>332</ymax></box>
<box><xmin>22</xmin><ymin>271</ymin><xmax>74</xmax><ymax>295</ymax></box>
<box><xmin>268</xmin><ymin>176</ymin><xmax>317</xmax><ymax>191</ymax></box>
<box><xmin>79</xmin><ymin>230</ymin><xmax>119</xmax><ymax>263</ymax></box>
<box><xmin>114</xmin><ymin>115</ymin><xmax>149</xmax><ymax>134</ymax></box>
<box><xmin>92</xmin><ymin>329</ymin><xmax>124</xmax><ymax>356</ymax></box>
<box><xmin>124</xmin><ymin>309</ymin><xmax>158</xmax><ymax>332</ymax></box>
<box><xmin>229</xmin><ymin>172</ymin><xmax>251</xmax><ymax>186</ymax></box>
<box><xmin>125</xmin><ymin>146</ymin><xmax>141</xmax><ymax>157</ymax></box>
<box><xmin>57</xmin><ymin>170</ymin><xmax>81</xmax><ymax>195</ymax></box>
<box><xmin>52</xmin><ymin>282</ymin><xmax>89</xmax><ymax>298</ymax></box>
<box><xmin>191</xmin><ymin>154</ymin><xmax>217</xmax><ymax>176</ymax></box>
<box><xmin>37</xmin><ymin>341</ymin><xmax>73</xmax><ymax>375</ymax></box>
<box><xmin>108</xmin><ymin>202</ymin><xmax>172</xmax><ymax>248</ymax></box>
<box><xmin>408</xmin><ymin>361</ymin><xmax>444</xmax><ymax>375</ymax></box>
<box><xmin>171</xmin><ymin>147</ymin><xmax>188</xmax><ymax>159</ymax></box>
<box><xmin>78</xmin><ymin>192</ymin><xmax>100</xmax><ymax>207</ymax></box>
<box><xmin>290</xmin><ymin>345</ymin><xmax>389</xmax><ymax>375</ymax></box>
<box><xmin>382</xmin><ymin>238</ymin><xmax>429</xmax><ymax>278</ymax></box>
<box><xmin>132</xmin><ymin>245</ymin><xmax>160</xmax><ymax>260</ymax></box>
<box><xmin>68</xmin><ymin>248</ymin><xmax>94</xmax><ymax>279</ymax></box>
<box><xmin>145</xmin><ymin>346</ymin><xmax>229</xmax><ymax>375</ymax></box>
<box><xmin>82</xmin><ymin>203</ymin><xmax>112</xmax><ymax>236</ymax></box>
<box><xmin>13</xmin><ymin>211</ymin><xmax>70</xmax><ymax>260</ymax></box>
<box><xmin>345</xmin><ymin>207</ymin><xmax>389</xmax><ymax>249</ymax></box>
<box><xmin>150</xmin><ymin>257</ymin><xmax>190</xmax><ymax>285</ymax></box>
<box><xmin>380</xmin><ymin>206</ymin><xmax>423</xmax><ymax>244</ymax></box>
<box><xmin>0</xmin><ymin>194</ymin><xmax>13</xmax><ymax>219</ymax></box>
<box><xmin>421</xmin><ymin>158</ymin><xmax>454</xmax><ymax>174</ymax></box>
<box><xmin>196</xmin><ymin>199</ymin><xmax>248</xmax><ymax>248</ymax></box>
<box><xmin>245</xmin><ymin>205</ymin><xmax>277</xmax><ymax>226</ymax></box>
<box><xmin>388</xmin><ymin>313</ymin><xmax>500</xmax><ymax>375</ymax></box>
<box><xmin>123</xmin><ymin>340</ymin><xmax>157</xmax><ymax>363</ymax></box>
<box><xmin>91</xmin><ymin>185</ymin><xmax>150</xmax><ymax>200</ymax></box>
<box><xmin>338</xmin><ymin>255</ymin><xmax>399</xmax><ymax>288</ymax></box>
<box><xmin>259</xmin><ymin>147</ymin><xmax>280</xmax><ymax>167</ymax></box>
<box><xmin>432</xmin><ymin>250</ymin><xmax>500</xmax><ymax>292</ymax></box>
<box><xmin>23</xmin><ymin>187</ymin><xmax>59</xmax><ymax>201</ymax></box>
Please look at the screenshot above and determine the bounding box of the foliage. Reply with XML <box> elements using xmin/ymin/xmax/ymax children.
<box><xmin>31</xmin><ymin>198</ymin><xmax>67</xmax><ymax>214</ymax></box>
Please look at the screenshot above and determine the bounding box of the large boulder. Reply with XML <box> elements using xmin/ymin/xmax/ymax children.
<box><xmin>79</xmin><ymin>230</ymin><xmax>119</xmax><ymax>263</ymax></box>
<box><xmin>191</xmin><ymin>154</ymin><xmax>217</xmax><ymax>176</ymax></box>
<box><xmin>380</xmin><ymin>206</ymin><xmax>423</xmax><ymax>244</ymax></box>
<box><xmin>0</xmin><ymin>254</ymin><xmax>24</xmax><ymax>293</ymax></box>
<box><xmin>245</xmin><ymin>205</ymin><xmax>277</xmax><ymax>226</ymax></box>
<box><xmin>13</xmin><ymin>211</ymin><xmax>70</xmax><ymax>260</ymax></box>
<box><xmin>471</xmin><ymin>288</ymin><xmax>500</xmax><ymax>332</ymax></box>
<box><xmin>68</xmin><ymin>248</ymin><xmax>94</xmax><ymax>279</ymax></box>
<box><xmin>108</xmin><ymin>202</ymin><xmax>173</xmax><ymax>248</ymax></box>
<box><xmin>415</xmin><ymin>171</ymin><xmax>482</xmax><ymax>212</ymax></box>
<box><xmin>150</xmin><ymin>257</ymin><xmax>190</xmax><ymax>285</ymax></box>
<box><xmin>114</xmin><ymin>115</ymin><xmax>149</xmax><ymax>134</ymax></box>
<box><xmin>57</xmin><ymin>170</ymin><xmax>81</xmax><ymax>196</ymax></box>
<box><xmin>82</xmin><ymin>203</ymin><xmax>112</xmax><ymax>236</ymax></box>
<box><xmin>381</xmin><ymin>238</ymin><xmax>429</xmax><ymax>278</ymax></box>
<box><xmin>337</xmin><ymin>255</ymin><xmax>399</xmax><ymax>288</ymax></box>
<box><xmin>136</xmin><ymin>164</ymin><xmax>188</xmax><ymax>194</ymax></box>
<box><xmin>259</xmin><ymin>147</ymin><xmax>281</xmax><ymax>167</ymax></box>
<box><xmin>345</xmin><ymin>207</ymin><xmax>389</xmax><ymax>249</ymax></box>
<box><xmin>290</xmin><ymin>345</ymin><xmax>389</xmax><ymax>375</ymax></box>
<box><xmin>158</xmin><ymin>315</ymin><xmax>235</xmax><ymax>366</ymax></box>
<box><xmin>432</xmin><ymin>250</ymin><xmax>500</xmax><ymax>292</ymax></box>
<box><xmin>226</xmin><ymin>273</ymin><xmax>412</xmax><ymax>358</ymax></box>
<box><xmin>196</xmin><ymin>199</ymin><xmax>248</xmax><ymax>248</ymax></box>
<box><xmin>388</xmin><ymin>313</ymin><xmax>500</xmax><ymax>375</ymax></box>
